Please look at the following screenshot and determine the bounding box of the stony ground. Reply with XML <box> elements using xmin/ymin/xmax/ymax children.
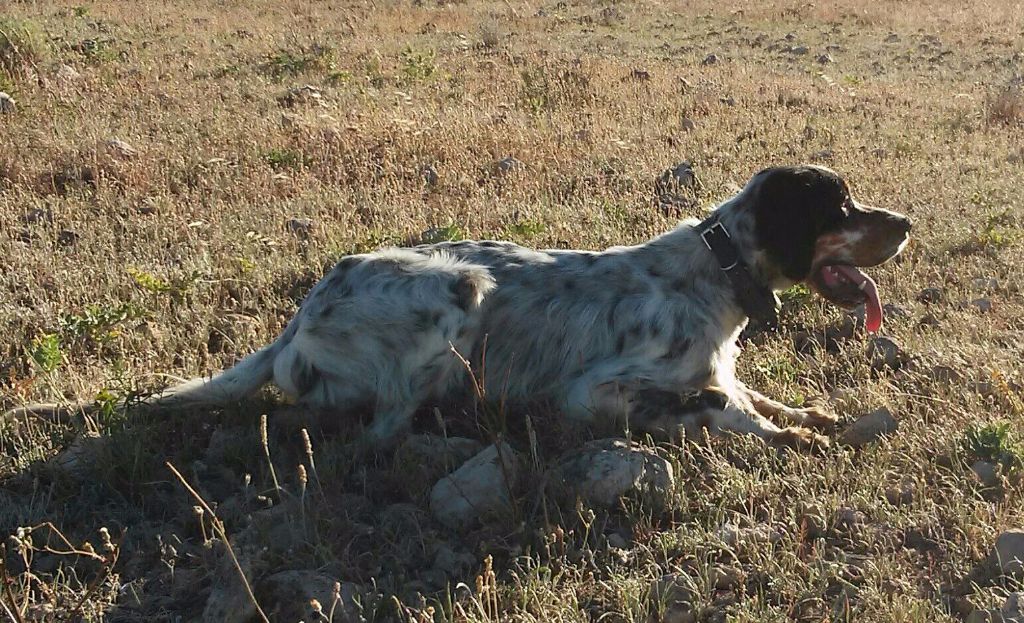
<box><xmin>2</xmin><ymin>0</ymin><xmax>1024</xmax><ymax>621</ymax></box>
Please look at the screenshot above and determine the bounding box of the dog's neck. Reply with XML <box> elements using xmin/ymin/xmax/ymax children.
<box><xmin>637</xmin><ymin>195</ymin><xmax>781</xmax><ymax>331</ymax></box>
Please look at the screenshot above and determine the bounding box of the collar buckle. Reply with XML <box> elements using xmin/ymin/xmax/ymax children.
<box><xmin>700</xmin><ymin>221</ymin><xmax>738</xmax><ymax>270</ymax></box>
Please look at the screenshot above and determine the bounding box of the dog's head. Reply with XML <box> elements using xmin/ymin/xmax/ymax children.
<box><xmin>742</xmin><ymin>165</ymin><xmax>912</xmax><ymax>332</ymax></box>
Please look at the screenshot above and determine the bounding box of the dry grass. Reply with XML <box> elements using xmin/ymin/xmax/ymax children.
<box><xmin>1</xmin><ymin>0</ymin><xmax>1024</xmax><ymax>621</ymax></box>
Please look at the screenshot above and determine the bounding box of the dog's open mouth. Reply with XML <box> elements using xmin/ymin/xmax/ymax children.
<box><xmin>811</xmin><ymin>264</ymin><xmax>884</xmax><ymax>333</ymax></box>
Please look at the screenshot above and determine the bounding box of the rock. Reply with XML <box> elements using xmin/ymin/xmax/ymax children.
<box><xmin>680</xmin><ymin>117</ymin><xmax>697</xmax><ymax>132</ymax></box>
<box><xmin>884</xmin><ymin>478</ymin><xmax>914</xmax><ymax>505</ymax></box>
<box><xmin>495</xmin><ymin>156</ymin><xmax>524</xmax><ymax>175</ymax></box>
<box><xmin>285</xmin><ymin>217</ymin><xmax>313</xmax><ymax>240</ymax></box>
<box><xmin>54</xmin><ymin>64</ymin><xmax>81</xmax><ymax>85</ymax></box>
<box><xmin>1001</xmin><ymin>592</ymin><xmax>1024</xmax><ymax>621</ymax></box>
<box><xmin>702</xmin><ymin>53</ymin><xmax>719</xmax><ymax>65</ymax></box>
<box><xmin>57</xmin><ymin>229</ymin><xmax>79</xmax><ymax>246</ymax></box>
<box><xmin>552</xmin><ymin>438</ymin><xmax>674</xmax><ymax>507</ymax></box>
<box><xmin>429</xmin><ymin>442</ymin><xmax>520</xmax><ymax>530</ymax></box>
<box><xmin>811</xmin><ymin>149</ymin><xmax>833</xmax><ymax>161</ymax></box>
<box><xmin>48</xmin><ymin>432</ymin><xmax>109</xmax><ymax>479</ymax></box>
<box><xmin>708</xmin><ymin>564</ymin><xmax>742</xmax><ymax>590</ymax></box>
<box><xmin>929</xmin><ymin>364</ymin><xmax>963</xmax><ymax>383</ymax></box>
<box><xmin>717</xmin><ymin>523</ymin><xmax>784</xmax><ymax>549</ymax></box>
<box><xmin>420</xmin><ymin>164</ymin><xmax>439</xmax><ymax>185</ymax></box>
<box><xmin>838</xmin><ymin>407</ymin><xmax>898</xmax><ymax>447</ymax></box>
<box><xmin>789</xmin><ymin>45</ymin><xmax>810</xmax><ymax>55</ymax></box>
<box><xmin>202</xmin><ymin>543</ymin><xmax>261</xmax><ymax>623</ymax></box>
<box><xmin>835</xmin><ymin>507</ymin><xmax>867</xmax><ymax>529</ymax></box>
<box><xmin>967</xmin><ymin>610</ymin><xmax>1005</xmax><ymax>623</ymax></box>
<box><xmin>432</xmin><ymin>543</ymin><xmax>475</xmax><ymax>576</ymax></box>
<box><xmin>971</xmin><ymin>460</ymin><xmax>1000</xmax><ymax>487</ymax></box>
<box><xmin>279</xmin><ymin>113</ymin><xmax>300</xmax><ymax>130</ymax></box>
<box><xmin>257</xmin><ymin>570</ymin><xmax>362</xmax><ymax>623</ymax></box>
<box><xmin>797</xmin><ymin>503</ymin><xmax>827</xmax><ymax>538</ymax></box>
<box><xmin>971</xmin><ymin>298</ymin><xmax>994</xmax><ymax>313</ymax></box>
<box><xmin>972</xmin><ymin>278</ymin><xmax>1000</xmax><ymax>293</ymax></box>
<box><xmin>866</xmin><ymin>336</ymin><xmax>904</xmax><ymax>371</ymax></box>
<box><xmin>22</xmin><ymin>208</ymin><xmax>53</xmax><ymax>225</ymax></box>
<box><xmin>817</xmin><ymin>53</ymin><xmax>835</xmax><ymax>64</ymax></box>
<box><xmin>917</xmin><ymin>287</ymin><xmax>944</xmax><ymax>303</ymax></box>
<box><xmin>630</xmin><ymin>68</ymin><xmax>652</xmax><ymax>82</ymax></box>
<box><xmin>655</xmin><ymin>161</ymin><xmax>697</xmax><ymax>194</ymax></box>
<box><xmin>0</xmin><ymin>92</ymin><xmax>15</xmax><ymax>114</ymax></box>
<box><xmin>650</xmin><ymin>573</ymin><xmax>697</xmax><ymax>623</ymax></box>
<box><xmin>885</xmin><ymin>33</ymin><xmax>900</xmax><ymax>43</ymax></box>
<box><xmin>606</xmin><ymin>532</ymin><xmax>629</xmax><ymax>549</ymax></box>
<box><xmin>104</xmin><ymin>138</ymin><xmax>138</xmax><ymax>160</ymax></box>
<box><xmin>396</xmin><ymin>434</ymin><xmax>485</xmax><ymax>493</ymax></box>
<box><xmin>996</xmin><ymin>530</ymin><xmax>1024</xmax><ymax>575</ymax></box>
<box><xmin>883</xmin><ymin>303</ymin><xmax>911</xmax><ymax>319</ymax></box>
<box><xmin>278</xmin><ymin>84</ymin><xmax>323</xmax><ymax>107</ymax></box>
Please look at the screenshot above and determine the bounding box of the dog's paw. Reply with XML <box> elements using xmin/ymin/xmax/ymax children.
<box><xmin>795</xmin><ymin>405</ymin><xmax>838</xmax><ymax>431</ymax></box>
<box><xmin>772</xmin><ymin>426</ymin><xmax>830</xmax><ymax>453</ymax></box>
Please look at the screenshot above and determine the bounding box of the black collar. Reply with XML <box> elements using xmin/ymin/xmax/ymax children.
<box><xmin>698</xmin><ymin>217</ymin><xmax>779</xmax><ymax>330</ymax></box>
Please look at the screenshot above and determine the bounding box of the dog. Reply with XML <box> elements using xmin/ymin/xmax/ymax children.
<box><xmin>6</xmin><ymin>165</ymin><xmax>911</xmax><ymax>450</ymax></box>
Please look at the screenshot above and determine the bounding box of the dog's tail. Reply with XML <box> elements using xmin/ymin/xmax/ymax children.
<box><xmin>152</xmin><ymin>343</ymin><xmax>280</xmax><ymax>407</ymax></box>
<box><xmin>3</xmin><ymin>327</ymin><xmax>294</xmax><ymax>430</ymax></box>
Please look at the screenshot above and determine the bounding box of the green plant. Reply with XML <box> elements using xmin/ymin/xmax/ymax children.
<box><xmin>420</xmin><ymin>224</ymin><xmax>465</xmax><ymax>244</ymax></box>
<box><xmin>59</xmin><ymin>303</ymin><xmax>146</xmax><ymax>345</ymax></box>
<box><xmin>962</xmin><ymin>422</ymin><xmax>1024</xmax><ymax>472</ymax></box>
<box><xmin>399</xmin><ymin>46</ymin><xmax>436</xmax><ymax>83</ymax></box>
<box><xmin>260</xmin><ymin>44</ymin><xmax>336</xmax><ymax>79</ymax></box>
<box><xmin>780</xmin><ymin>283</ymin><xmax>813</xmax><ymax>308</ymax></box>
<box><xmin>520</xmin><ymin>67</ymin><xmax>551</xmax><ymax>115</ymax></box>
<box><xmin>128</xmin><ymin>267</ymin><xmax>202</xmax><ymax>299</ymax></box>
<box><xmin>29</xmin><ymin>332</ymin><xmax>63</xmax><ymax>373</ymax></box>
<box><xmin>504</xmin><ymin>219</ymin><xmax>546</xmax><ymax>240</ymax></box>
<box><xmin>0</xmin><ymin>17</ymin><xmax>50</xmax><ymax>80</ymax></box>
<box><xmin>263</xmin><ymin>148</ymin><xmax>303</xmax><ymax>170</ymax></box>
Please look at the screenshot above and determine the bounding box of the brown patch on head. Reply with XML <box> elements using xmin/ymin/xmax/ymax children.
<box><xmin>811</xmin><ymin>202</ymin><xmax>912</xmax><ymax>269</ymax></box>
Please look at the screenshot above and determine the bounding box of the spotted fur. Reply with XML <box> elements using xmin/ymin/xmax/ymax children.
<box><xmin>138</xmin><ymin>166</ymin><xmax>912</xmax><ymax>448</ymax></box>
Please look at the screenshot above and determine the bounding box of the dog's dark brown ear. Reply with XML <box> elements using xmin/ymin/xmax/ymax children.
<box><xmin>751</xmin><ymin>166</ymin><xmax>848</xmax><ymax>281</ymax></box>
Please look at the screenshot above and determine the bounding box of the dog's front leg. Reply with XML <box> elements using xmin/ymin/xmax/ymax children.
<box><xmin>735</xmin><ymin>382</ymin><xmax>837</xmax><ymax>431</ymax></box>
<box><xmin>628</xmin><ymin>387</ymin><xmax>830</xmax><ymax>451</ymax></box>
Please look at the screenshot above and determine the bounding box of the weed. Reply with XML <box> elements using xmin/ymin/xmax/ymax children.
<box><xmin>128</xmin><ymin>267</ymin><xmax>202</xmax><ymax>299</ymax></box>
<box><xmin>504</xmin><ymin>219</ymin><xmax>546</xmax><ymax>240</ymax></box>
<box><xmin>59</xmin><ymin>303</ymin><xmax>146</xmax><ymax>346</ymax></box>
<box><xmin>779</xmin><ymin>283</ymin><xmax>813</xmax><ymax>309</ymax></box>
<box><xmin>264</xmin><ymin>148</ymin><xmax>304</xmax><ymax>170</ymax></box>
<box><xmin>420</xmin><ymin>223</ymin><xmax>465</xmax><ymax>244</ymax></box>
<box><xmin>29</xmin><ymin>333</ymin><xmax>63</xmax><ymax>373</ymax></box>
<box><xmin>399</xmin><ymin>46</ymin><xmax>437</xmax><ymax>83</ymax></box>
<box><xmin>260</xmin><ymin>43</ymin><xmax>336</xmax><ymax>79</ymax></box>
<box><xmin>962</xmin><ymin>422</ymin><xmax>1024</xmax><ymax>472</ymax></box>
<box><xmin>0</xmin><ymin>17</ymin><xmax>49</xmax><ymax>80</ymax></box>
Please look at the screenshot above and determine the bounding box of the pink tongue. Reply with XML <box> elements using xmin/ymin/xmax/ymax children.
<box><xmin>834</xmin><ymin>265</ymin><xmax>884</xmax><ymax>333</ymax></box>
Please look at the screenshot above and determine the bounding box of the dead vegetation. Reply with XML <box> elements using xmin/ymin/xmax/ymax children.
<box><xmin>1</xmin><ymin>0</ymin><xmax>1024</xmax><ymax>621</ymax></box>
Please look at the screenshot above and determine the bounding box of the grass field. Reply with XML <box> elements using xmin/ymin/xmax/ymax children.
<box><xmin>2</xmin><ymin>0</ymin><xmax>1024</xmax><ymax>620</ymax></box>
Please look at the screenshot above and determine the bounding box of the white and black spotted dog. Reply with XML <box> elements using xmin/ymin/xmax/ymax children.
<box><xmin>9</xmin><ymin>165</ymin><xmax>911</xmax><ymax>450</ymax></box>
